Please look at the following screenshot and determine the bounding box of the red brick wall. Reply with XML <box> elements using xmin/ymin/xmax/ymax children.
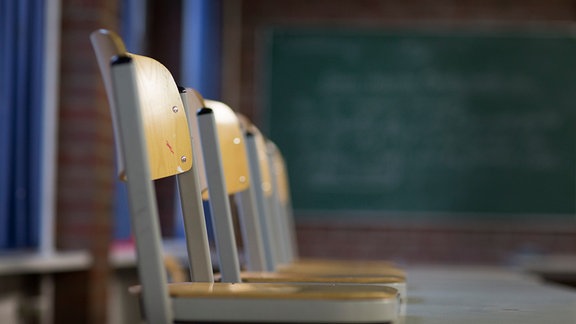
<box><xmin>230</xmin><ymin>0</ymin><xmax>576</xmax><ymax>264</ymax></box>
<box><xmin>296</xmin><ymin>221</ymin><xmax>576</xmax><ymax>265</ymax></box>
<box><xmin>56</xmin><ymin>0</ymin><xmax>118</xmax><ymax>322</ymax></box>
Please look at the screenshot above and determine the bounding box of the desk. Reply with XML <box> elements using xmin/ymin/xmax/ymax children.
<box><xmin>0</xmin><ymin>251</ymin><xmax>92</xmax><ymax>324</ymax></box>
<box><xmin>405</xmin><ymin>266</ymin><xmax>576</xmax><ymax>323</ymax></box>
<box><xmin>0</xmin><ymin>251</ymin><xmax>91</xmax><ymax>275</ymax></box>
<box><xmin>108</xmin><ymin>246</ymin><xmax>576</xmax><ymax>323</ymax></box>
<box><xmin>521</xmin><ymin>254</ymin><xmax>576</xmax><ymax>288</ymax></box>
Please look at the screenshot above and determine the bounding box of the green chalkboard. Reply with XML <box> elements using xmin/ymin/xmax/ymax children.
<box><xmin>264</xmin><ymin>28</ymin><xmax>576</xmax><ymax>218</ymax></box>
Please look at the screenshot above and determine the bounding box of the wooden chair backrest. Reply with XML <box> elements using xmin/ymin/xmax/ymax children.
<box><xmin>270</xmin><ymin>142</ymin><xmax>290</xmax><ymax>206</ymax></box>
<box><xmin>182</xmin><ymin>91</ymin><xmax>250</xmax><ymax>197</ymax></box>
<box><xmin>237</xmin><ymin>115</ymin><xmax>273</xmax><ymax>198</ymax></box>
<box><xmin>91</xmin><ymin>29</ymin><xmax>191</xmax><ymax>180</ymax></box>
<box><xmin>128</xmin><ymin>54</ymin><xmax>193</xmax><ymax>179</ymax></box>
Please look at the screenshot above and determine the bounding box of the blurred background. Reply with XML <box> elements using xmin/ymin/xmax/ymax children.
<box><xmin>1</xmin><ymin>0</ymin><xmax>575</xmax><ymax>322</ymax></box>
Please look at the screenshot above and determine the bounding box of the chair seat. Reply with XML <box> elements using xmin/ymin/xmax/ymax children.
<box><xmin>237</xmin><ymin>271</ymin><xmax>404</xmax><ymax>284</ymax></box>
<box><xmin>167</xmin><ymin>281</ymin><xmax>397</xmax><ymax>299</ymax></box>
<box><xmin>293</xmin><ymin>258</ymin><xmax>399</xmax><ymax>269</ymax></box>
<box><xmin>277</xmin><ymin>261</ymin><xmax>406</xmax><ymax>278</ymax></box>
<box><xmin>235</xmin><ymin>272</ymin><xmax>407</xmax><ymax>316</ymax></box>
<box><xmin>129</xmin><ymin>282</ymin><xmax>399</xmax><ymax>323</ymax></box>
<box><xmin>168</xmin><ymin>282</ymin><xmax>399</xmax><ymax>323</ymax></box>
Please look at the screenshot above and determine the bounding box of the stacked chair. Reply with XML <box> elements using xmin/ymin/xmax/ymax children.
<box><xmin>255</xmin><ymin>134</ymin><xmax>406</xmax><ymax>278</ymax></box>
<box><xmin>92</xmin><ymin>29</ymin><xmax>402</xmax><ymax>323</ymax></box>
<box><xmin>201</xmin><ymin>111</ymin><xmax>408</xmax><ymax>312</ymax></box>
<box><xmin>186</xmin><ymin>90</ymin><xmax>409</xmax><ymax>314</ymax></box>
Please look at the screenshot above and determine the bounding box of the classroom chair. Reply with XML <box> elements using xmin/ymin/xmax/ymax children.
<box><xmin>181</xmin><ymin>91</ymin><xmax>406</xmax><ymax>314</ymax></box>
<box><xmin>264</xmin><ymin>140</ymin><xmax>406</xmax><ymax>278</ymax></box>
<box><xmin>92</xmin><ymin>29</ymin><xmax>400</xmax><ymax>323</ymax></box>
<box><xmin>91</xmin><ymin>29</ymin><xmax>213</xmax><ymax>282</ymax></box>
<box><xmin>235</xmin><ymin>116</ymin><xmax>406</xmax><ymax>310</ymax></box>
<box><xmin>235</xmin><ymin>115</ymin><xmax>404</xmax><ymax>274</ymax></box>
<box><xmin>183</xmin><ymin>92</ymin><xmax>268</xmax><ymax>277</ymax></box>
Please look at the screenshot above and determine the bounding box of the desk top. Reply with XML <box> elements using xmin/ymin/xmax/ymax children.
<box><xmin>0</xmin><ymin>251</ymin><xmax>91</xmax><ymax>275</ymax></box>
<box><xmin>405</xmin><ymin>265</ymin><xmax>576</xmax><ymax>323</ymax></box>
